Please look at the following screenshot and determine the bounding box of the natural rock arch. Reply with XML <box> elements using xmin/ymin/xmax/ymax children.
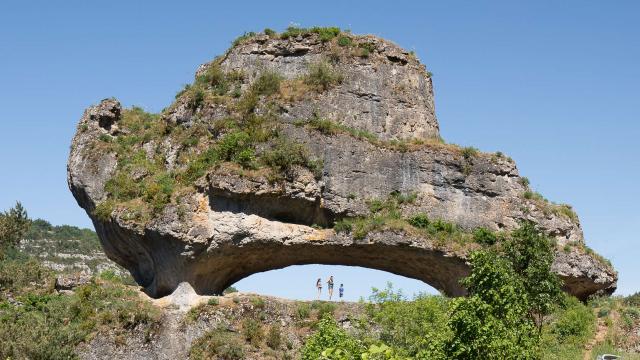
<box><xmin>68</xmin><ymin>29</ymin><xmax>616</xmax><ymax>300</ymax></box>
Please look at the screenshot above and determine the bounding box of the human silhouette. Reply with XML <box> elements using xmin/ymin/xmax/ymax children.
<box><xmin>316</xmin><ymin>278</ymin><xmax>322</xmax><ymax>299</ymax></box>
<box><xmin>327</xmin><ymin>276</ymin><xmax>334</xmax><ymax>300</ymax></box>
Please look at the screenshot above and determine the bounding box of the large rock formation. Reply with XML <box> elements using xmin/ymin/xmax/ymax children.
<box><xmin>68</xmin><ymin>29</ymin><xmax>616</xmax><ymax>300</ymax></box>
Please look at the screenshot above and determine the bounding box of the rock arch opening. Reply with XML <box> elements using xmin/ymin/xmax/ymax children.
<box><xmin>230</xmin><ymin>264</ymin><xmax>440</xmax><ymax>301</ymax></box>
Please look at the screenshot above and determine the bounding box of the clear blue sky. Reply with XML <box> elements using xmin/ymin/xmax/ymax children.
<box><xmin>1</xmin><ymin>0</ymin><xmax>638</xmax><ymax>300</ymax></box>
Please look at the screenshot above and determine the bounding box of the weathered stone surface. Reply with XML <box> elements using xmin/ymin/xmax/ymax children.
<box><xmin>68</xmin><ymin>32</ymin><xmax>616</xmax><ymax>300</ymax></box>
<box><xmin>55</xmin><ymin>273</ymin><xmax>92</xmax><ymax>291</ymax></box>
<box><xmin>178</xmin><ymin>34</ymin><xmax>439</xmax><ymax>141</ymax></box>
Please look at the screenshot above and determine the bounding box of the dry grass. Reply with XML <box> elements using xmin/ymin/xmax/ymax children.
<box><xmin>278</xmin><ymin>78</ymin><xmax>314</xmax><ymax>102</ymax></box>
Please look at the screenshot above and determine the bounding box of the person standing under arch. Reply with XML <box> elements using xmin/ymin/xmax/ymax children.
<box><xmin>316</xmin><ymin>278</ymin><xmax>322</xmax><ymax>299</ymax></box>
<box><xmin>327</xmin><ymin>276</ymin><xmax>334</xmax><ymax>300</ymax></box>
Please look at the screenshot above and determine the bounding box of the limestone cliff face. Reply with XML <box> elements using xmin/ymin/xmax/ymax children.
<box><xmin>67</xmin><ymin>30</ymin><xmax>616</xmax><ymax>300</ymax></box>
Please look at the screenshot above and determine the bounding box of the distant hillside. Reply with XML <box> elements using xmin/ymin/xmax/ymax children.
<box><xmin>19</xmin><ymin>219</ymin><xmax>128</xmax><ymax>277</ymax></box>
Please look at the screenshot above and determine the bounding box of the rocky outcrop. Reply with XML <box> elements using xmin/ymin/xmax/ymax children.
<box><xmin>78</xmin><ymin>291</ymin><xmax>365</xmax><ymax>360</ymax></box>
<box><xmin>67</xmin><ymin>30</ymin><xmax>616</xmax><ymax>300</ymax></box>
<box><xmin>211</xmin><ymin>34</ymin><xmax>439</xmax><ymax>141</ymax></box>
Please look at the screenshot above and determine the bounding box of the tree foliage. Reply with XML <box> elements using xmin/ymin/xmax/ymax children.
<box><xmin>367</xmin><ymin>284</ymin><xmax>449</xmax><ymax>358</ymax></box>
<box><xmin>502</xmin><ymin>221</ymin><xmax>563</xmax><ymax>331</ymax></box>
<box><xmin>0</xmin><ymin>202</ymin><xmax>30</xmax><ymax>258</ymax></box>
<box><xmin>306</xmin><ymin>222</ymin><xmax>564</xmax><ymax>359</ymax></box>
<box><xmin>445</xmin><ymin>250</ymin><xmax>539</xmax><ymax>359</ymax></box>
<box><xmin>301</xmin><ymin>315</ymin><xmax>364</xmax><ymax>360</ymax></box>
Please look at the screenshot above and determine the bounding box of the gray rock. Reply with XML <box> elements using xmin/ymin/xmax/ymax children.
<box><xmin>68</xmin><ymin>33</ymin><xmax>616</xmax><ymax>300</ymax></box>
<box><xmin>55</xmin><ymin>273</ymin><xmax>92</xmax><ymax>291</ymax></box>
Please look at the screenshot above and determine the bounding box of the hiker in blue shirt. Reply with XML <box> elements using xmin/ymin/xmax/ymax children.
<box><xmin>339</xmin><ymin>283</ymin><xmax>344</xmax><ymax>300</ymax></box>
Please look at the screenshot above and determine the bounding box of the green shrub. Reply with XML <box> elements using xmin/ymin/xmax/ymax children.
<box><xmin>623</xmin><ymin>307</ymin><xmax>640</xmax><ymax>320</ymax></box>
<box><xmin>301</xmin><ymin>315</ymin><xmax>364</xmax><ymax>360</ymax></box>
<box><xmin>262</xmin><ymin>138</ymin><xmax>320</xmax><ymax>177</ymax></box>
<box><xmin>553</xmin><ymin>204</ymin><xmax>578</xmax><ymax>222</ymax></box>
<box><xmin>408</xmin><ymin>214</ymin><xmax>429</xmax><ymax>229</ymax></box>
<box><xmin>181</xmin><ymin>136</ymin><xmax>199</xmax><ymax>147</ymax></box>
<box><xmin>523</xmin><ymin>190</ymin><xmax>545</xmax><ymax>201</ymax></box>
<box><xmin>390</xmin><ymin>190</ymin><xmax>417</xmax><ymax>204</ymax></box>
<box><xmin>264</xmin><ymin>28</ymin><xmax>276</xmax><ymax>37</ymax></box>
<box><xmin>0</xmin><ymin>274</ymin><xmax>160</xmax><ymax>359</ymax></box>
<box><xmin>195</xmin><ymin>64</ymin><xmax>230</xmax><ymax>95</ymax></box>
<box><xmin>308</xmin><ymin>117</ymin><xmax>341</xmax><ymax>135</ymax></box>
<box><xmin>188</xmin><ymin>87</ymin><xmax>205</xmax><ymax>109</ymax></box>
<box><xmin>304</xmin><ymin>61</ymin><xmax>343</xmax><ymax>91</ymax></box>
<box><xmin>207</xmin><ymin>297</ymin><xmax>219</xmax><ymax>306</ymax></box>
<box><xmin>93</xmin><ymin>200</ymin><xmax>115</xmax><ymax>221</ymax></box>
<box><xmin>280</xmin><ymin>26</ymin><xmax>307</xmax><ymax>39</ymax></box>
<box><xmin>234</xmin><ymin>90</ymin><xmax>258</xmax><ymax>117</ymax></box>
<box><xmin>0</xmin><ymin>257</ymin><xmax>53</xmax><ymax>296</ymax></box>
<box><xmin>181</xmin><ymin>148</ymin><xmax>219</xmax><ymax>183</ymax></box>
<box><xmin>242</xmin><ymin>318</ymin><xmax>264</xmax><ymax>346</ymax></box>
<box><xmin>551</xmin><ymin>297</ymin><xmax>595</xmax><ymax>342</ymax></box>
<box><xmin>337</xmin><ymin>36</ymin><xmax>352</xmax><ymax>47</ymax></box>
<box><xmin>234</xmin><ymin>148</ymin><xmax>256</xmax><ymax>168</ymax></box>
<box><xmin>296</xmin><ymin>303</ymin><xmax>311</xmax><ymax>319</ymax></box>
<box><xmin>266</xmin><ymin>324</ymin><xmax>282</xmax><ymax>349</ymax></box>
<box><xmin>312</xmin><ymin>301</ymin><xmax>337</xmax><ymax>319</ymax></box>
<box><xmin>358</xmin><ymin>43</ymin><xmax>375</xmax><ymax>58</ymax></box>
<box><xmin>597</xmin><ymin>307</ymin><xmax>610</xmax><ymax>318</ymax></box>
<box><xmin>105</xmin><ymin>171</ymin><xmax>143</xmax><ymax>201</ymax></box>
<box><xmin>430</xmin><ymin>219</ymin><xmax>455</xmax><ymax>234</ymax></box>
<box><xmin>251</xmin><ymin>71</ymin><xmax>282</xmax><ymax>96</ymax></box>
<box><xmin>190</xmin><ymin>329</ymin><xmax>245</xmax><ymax>360</ymax></box>
<box><xmin>251</xmin><ymin>296</ymin><xmax>266</xmax><ymax>309</ymax></box>
<box><xmin>310</xmin><ymin>26</ymin><xmax>341</xmax><ymax>42</ymax></box>
<box><xmin>367</xmin><ymin>284</ymin><xmax>450</xmax><ymax>357</ymax></box>
<box><xmin>625</xmin><ymin>292</ymin><xmax>640</xmax><ymax>307</ymax></box>
<box><xmin>473</xmin><ymin>227</ymin><xmax>497</xmax><ymax>246</ymax></box>
<box><xmin>232</xmin><ymin>31</ymin><xmax>256</xmax><ymax>47</ymax></box>
<box><xmin>216</xmin><ymin>131</ymin><xmax>252</xmax><ymax>162</ymax></box>
<box><xmin>333</xmin><ymin>219</ymin><xmax>353</xmax><ymax>233</ymax></box>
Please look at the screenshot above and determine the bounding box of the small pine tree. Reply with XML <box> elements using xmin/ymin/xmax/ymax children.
<box><xmin>0</xmin><ymin>202</ymin><xmax>30</xmax><ymax>258</ymax></box>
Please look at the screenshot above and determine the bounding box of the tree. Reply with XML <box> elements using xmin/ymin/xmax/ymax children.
<box><xmin>445</xmin><ymin>250</ymin><xmax>539</xmax><ymax>359</ymax></box>
<box><xmin>0</xmin><ymin>202</ymin><xmax>30</xmax><ymax>258</ymax></box>
<box><xmin>502</xmin><ymin>221</ymin><xmax>563</xmax><ymax>333</ymax></box>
